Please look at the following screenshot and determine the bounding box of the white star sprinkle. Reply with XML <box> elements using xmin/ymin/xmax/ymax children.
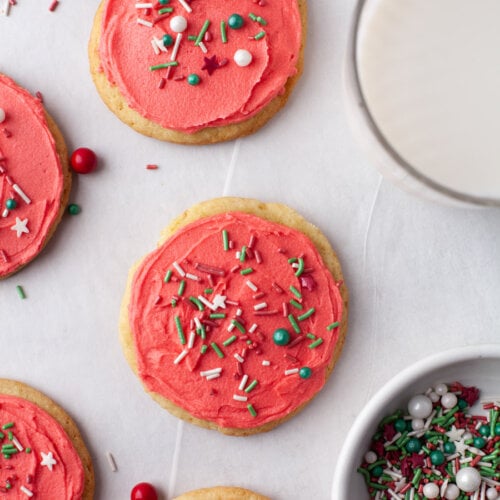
<box><xmin>454</xmin><ymin>438</ymin><xmax>468</xmax><ymax>455</ymax></box>
<box><xmin>40</xmin><ymin>451</ymin><xmax>57</xmax><ymax>471</ymax></box>
<box><xmin>445</xmin><ymin>425</ymin><xmax>465</xmax><ymax>442</ymax></box>
<box><xmin>10</xmin><ymin>217</ymin><xmax>29</xmax><ymax>238</ymax></box>
<box><xmin>212</xmin><ymin>294</ymin><xmax>227</xmax><ymax>310</ymax></box>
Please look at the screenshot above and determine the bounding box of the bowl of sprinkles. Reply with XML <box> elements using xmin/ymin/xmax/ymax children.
<box><xmin>332</xmin><ymin>344</ymin><xmax>500</xmax><ymax>500</ymax></box>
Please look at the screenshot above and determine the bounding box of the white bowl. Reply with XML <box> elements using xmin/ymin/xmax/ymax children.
<box><xmin>331</xmin><ymin>344</ymin><xmax>500</xmax><ymax>500</ymax></box>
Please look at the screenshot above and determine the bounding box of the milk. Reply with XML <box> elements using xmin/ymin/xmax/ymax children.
<box><xmin>355</xmin><ymin>0</ymin><xmax>500</xmax><ymax>201</ymax></box>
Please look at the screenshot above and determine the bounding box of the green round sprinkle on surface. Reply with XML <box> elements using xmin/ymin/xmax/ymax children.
<box><xmin>68</xmin><ymin>203</ymin><xmax>81</xmax><ymax>215</ymax></box>
<box><xmin>162</xmin><ymin>33</ymin><xmax>174</xmax><ymax>46</ymax></box>
<box><xmin>299</xmin><ymin>366</ymin><xmax>312</xmax><ymax>379</ymax></box>
<box><xmin>479</xmin><ymin>424</ymin><xmax>490</xmax><ymax>437</ymax></box>
<box><xmin>5</xmin><ymin>198</ymin><xmax>17</xmax><ymax>210</ymax></box>
<box><xmin>443</xmin><ymin>441</ymin><xmax>456</xmax><ymax>454</ymax></box>
<box><xmin>495</xmin><ymin>423</ymin><xmax>500</xmax><ymax>436</ymax></box>
<box><xmin>474</xmin><ymin>436</ymin><xmax>486</xmax><ymax>449</ymax></box>
<box><xmin>228</xmin><ymin>13</ymin><xmax>244</xmax><ymax>29</ymax></box>
<box><xmin>371</xmin><ymin>465</ymin><xmax>384</xmax><ymax>478</ymax></box>
<box><xmin>430</xmin><ymin>450</ymin><xmax>445</xmax><ymax>466</ymax></box>
<box><xmin>159</xmin><ymin>0</ymin><xmax>170</xmax><ymax>4</ymax></box>
<box><xmin>273</xmin><ymin>328</ymin><xmax>290</xmax><ymax>346</ymax></box>
<box><xmin>406</xmin><ymin>438</ymin><xmax>422</xmax><ymax>453</ymax></box>
<box><xmin>187</xmin><ymin>74</ymin><xmax>201</xmax><ymax>86</ymax></box>
<box><xmin>394</xmin><ymin>418</ymin><xmax>407</xmax><ymax>433</ymax></box>
<box><xmin>458</xmin><ymin>398</ymin><xmax>468</xmax><ymax>409</ymax></box>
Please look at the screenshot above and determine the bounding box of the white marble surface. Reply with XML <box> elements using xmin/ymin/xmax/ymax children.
<box><xmin>0</xmin><ymin>1</ymin><xmax>499</xmax><ymax>499</ymax></box>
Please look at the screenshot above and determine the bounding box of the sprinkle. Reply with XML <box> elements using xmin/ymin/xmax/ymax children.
<box><xmin>231</xmin><ymin>319</ymin><xmax>246</xmax><ymax>333</ymax></box>
<box><xmin>0</xmin><ymin>0</ymin><xmax>11</xmax><ymax>16</ymax></box>
<box><xmin>20</xmin><ymin>486</ymin><xmax>33</xmax><ymax>497</ymax></box>
<box><xmin>206</xmin><ymin>373</ymin><xmax>220</xmax><ymax>381</ymax></box>
<box><xmin>247</xmin><ymin>404</ymin><xmax>257</xmax><ymax>417</ymax></box>
<box><xmin>172</xmin><ymin>261</ymin><xmax>186</xmax><ymax>277</ymax></box>
<box><xmin>2</xmin><ymin>423</ymin><xmax>14</xmax><ymax>430</ymax></box>
<box><xmin>16</xmin><ymin>285</ymin><xmax>26</xmax><ymax>299</ymax></box>
<box><xmin>200</xmin><ymin>368</ymin><xmax>222</xmax><ymax>377</ymax></box>
<box><xmin>262</xmin><ymin>360</ymin><xmax>270</xmax><ymax>366</ymax></box>
<box><xmin>285</xmin><ymin>368</ymin><xmax>299</xmax><ymax>375</ymax></box>
<box><xmin>272</xmin><ymin>282</ymin><xmax>284</xmax><ymax>294</ymax></box>
<box><xmin>253</xmin><ymin>30</ymin><xmax>266</xmax><ymax>40</ymax></box>
<box><xmin>186</xmin><ymin>273</ymin><xmax>200</xmax><ymax>281</ymax></box>
<box><xmin>150</xmin><ymin>61</ymin><xmax>179</xmax><ymax>71</ymax></box>
<box><xmin>295</xmin><ymin>257</ymin><xmax>305</xmax><ymax>277</ymax></box>
<box><xmin>195</xmin><ymin>263</ymin><xmax>225</xmax><ymax>276</ymax></box>
<box><xmin>137</xmin><ymin>18</ymin><xmax>154</xmax><ymax>27</ymax></box>
<box><xmin>253</xmin><ymin>302</ymin><xmax>267</xmax><ymax>311</ymax></box>
<box><xmin>306</xmin><ymin>333</ymin><xmax>316</xmax><ymax>340</ymax></box>
<box><xmin>178</xmin><ymin>279</ymin><xmax>186</xmax><ymax>296</ymax></box>
<box><xmin>223</xmin><ymin>335</ymin><xmax>237</xmax><ymax>346</ymax></box>
<box><xmin>175</xmin><ymin>316</ymin><xmax>186</xmax><ymax>345</ymax></box>
<box><xmin>289</xmin><ymin>285</ymin><xmax>302</xmax><ymax>299</ymax></box>
<box><xmin>48</xmin><ymin>0</ymin><xmax>58</xmax><ymax>12</ymax></box>
<box><xmin>222</xmin><ymin>229</ymin><xmax>229</xmax><ymax>250</ymax></box>
<box><xmin>12</xmin><ymin>436</ymin><xmax>23</xmax><ymax>451</ymax></box>
<box><xmin>146</xmin><ymin>163</ymin><xmax>159</xmax><ymax>170</ymax></box>
<box><xmin>309</xmin><ymin>338</ymin><xmax>324</xmax><ymax>349</ymax></box>
<box><xmin>135</xmin><ymin>2</ymin><xmax>153</xmax><ymax>7</ymax></box>
<box><xmin>106</xmin><ymin>452</ymin><xmax>117</xmax><ymax>472</ymax></box>
<box><xmin>220</xmin><ymin>20</ymin><xmax>227</xmax><ymax>43</ymax></box>
<box><xmin>327</xmin><ymin>321</ymin><xmax>340</xmax><ymax>330</ymax></box>
<box><xmin>197</xmin><ymin>295</ymin><xmax>216</xmax><ymax>311</ymax></box>
<box><xmin>158</xmin><ymin>78</ymin><xmax>166</xmax><ymax>89</ymax></box>
<box><xmin>239</xmin><ymin>374</ymin><xmax>249</xmax><ymax>391</ymax></box>
<box><xmin>13</xmin><ymin>184</ymin><xmax>31</xmax><ymax>204</ymax></box>
<box><xmin>158</xmin><ymin>7</ymin><xmax>173</xmax><ymax>14</ymax></box>
<box><xmin>173</xmin><ymin>349</ymin><xmax>188</xmax><ymax>364</ymax></box>
<box><xmin>244</xmin><ymin>380</ymin><xmax>258</xmax><ymax>393</ymax></box>
<box><xmin>249</xmin><ymin>323</ymin><xmax>258</xmax><ymax>333</ymax></box>
<box><xmin>239</xmin><ymin>245</ymin><xmax>247</xmax><ymax>262</ymax></box>
<box><xmin>230</xmin><ymin>265</ymin><xmax>241</xmax><ymax>273</ymax></box>
<box><xmin>298</xmin><ymin>308</ymin><xmax>315</xmax><ymax>321</ymax></box>
<box><xmin>195</xmin><ymin>19</ymin><xmax>210</xmax><ymax>46</ymax></box>
<box><xmin>201</xmin><ymin>345</ymin><xmax>208</xmax><ymax>354</ymax></box>
<box><xmin>240</xmin><ymin>267</ymin><xmax>254</xmax><ymax>275</ymax></box>
<box><xmin>210</xmin><ymin>342</ymin><xmax>224</xmax><ymax>358</ymax></box>
<box><xmin>288</xmin><ymin>314</ymin><xmax>301</xmax><ymax>333</ymax></box>
<box><xmin>289</xmin><ymin>299</ymin><xmax>303</xmax><ymax>310</ymax></box>
<box><xmin>234</xmin><ymin>353</ymin><xmax>244</xmax><ymax>363</ymax></box>
<box><xmin>170</xmin><ymin>33</ymin><xmax>183</xmax><ymax>61</ymax></box>
<box><xmin>246</xmin><ymin>280</ymin><xmax>258</xmax><ymax>292</ymax></box>
<box><xmin>177</xmin><ymin>0</ymin><xmax>192</xmax><ymax>13</ymax></box>
<box><xmin>233</xmin><ymin>394</ymin><xmax>248</xmax><ymax>402</ymax></box>
<box><xmin>164</xmin><ymin>270</ymin><xmax>172</xmax><ymax>283</ymax></box>
<box><xmin>254</xmin><ymin>310</ymin><xmax>278</xmax><ymax>316</ymax></box>
<box><xmin>188</xmin><ymin>331</ymin><xmax>196</xmax><ymax>348</ymax></box>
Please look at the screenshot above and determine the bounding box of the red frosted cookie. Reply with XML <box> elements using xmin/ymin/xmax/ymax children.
<box><xmin>120</xmin><ymin>198</ymin><xmax>348</xmax><ymax>435</ymax></box>
<box><xmin>0</xmin><ymin>74</ymin><xmax>71</xmax><ymax>279</ymax></box>
<box><xmin>89</xmin><ymin>0</ymin><xmax>306</xmax><ymax>144</ymax></box>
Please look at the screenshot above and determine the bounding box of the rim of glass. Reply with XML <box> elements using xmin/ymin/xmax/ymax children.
<box><xmin>347</xmin><ymin>0</ymin><xmax>500</xmax><ymax>208</ymax></box>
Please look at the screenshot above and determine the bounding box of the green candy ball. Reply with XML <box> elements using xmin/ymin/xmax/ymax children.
<box><xmin>68</xmin><ymin>203</ymin><xmax>81</xmax><ymax>215</ymax></box>
<box><xmin>473</xmin><ymin>437</ymin><xmax>486</xmax><ymax>449</ymax></box>
<box><xmin>159</xmin><ymin>0</ymin><xmax>170</xmax><ymax>4</ymax></box>
<box><xmin>405</xmin><ymin>438</ymin><xmax>422</xmax><ymax>453</ymax></box>
<box><xmin>495</xmin><ymin>423</ymin><xmax>500</xmax><ymax>436</ymax></box>
<box><xmin>299</xmin><ymin>366</ymin><xmax>312</xmax><ymax>379</ymax></box>
<box><xmin>187</xmin><ymin>74</ymin><xmax>201</xmax><ymax>86</ymax></box>
<box><xmin>273</xmin><ymin>328</ymin><xmax>290</xmax><ymax>346</ymax></box>
<box><xmin>5</xmin><ymin>198</ymin><xmax>17</xmax><ymax>210</ymax></box>
<box><xmin>458</xmin><ymin>399</ymin><xmax>468</xmax><ymax>410</ymax></box>
<box><xmin>371</xmin><ymin>465</ymin><xmax>383</xmax><ymax>478</ymax></box>
<box><xmin>479</xmin><ymin>425</ymin><xmax>490</xmax><ymax>437</ymax></box>
<box><xmin>162</xmin><ymin>34</ymin><xmax>174</xmax><ymax>47</ymax></box>
<box><xmin>430</xmin><ymin>450</ymin><xmax>445</xmax><ymax>466</ymax></box>
<box><xmin>394</xmin><ymin>419</ymin><xmax>407</xmax><ymax>433</ymax></box>
<box><xmin>443</xmin><ymin>441</ymin><xmax>456</xmax><ymax>454</ymax></box>
<box><xmin>228</xmin><ymin>13</ymin><xmax>244</xmax><ymax>29</ymax></box>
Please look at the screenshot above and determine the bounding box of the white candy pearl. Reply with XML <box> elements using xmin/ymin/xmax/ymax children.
<box><xmin>455</xmin><ymin>467</ymin><xmax>481</xmax><ymax>492</ymax></box>
<box><xmin>0</xmin><ymin>108</ymin><xmax>5</xmax><ymax>123</ymax></box>
<box><xmin>441</xmin><ymin>392</ymin><xmax>458</xmax><ymax>409</ymax></box>
<box><xmin>429</xmin><ymin>391</ymin><xmax>440</xmax><ymax>403</ymax></box>
<box><xmin>364</xmin><ymin>451</ymin><xmax>377</xmax><ymax>464</ymax></box>
<box><xmin>435</xmin><ymin>383</ymin><xmax>448</xmax><ymax>395</ymax></box>
<box><xmin>423</xmin><ymin>482</ymin><xmax>440</xmax><ymax>498</ymax></box>
<box><xmin>234</xmin><ymin>49</ymin><xmax>253</xmax><ymax>67</ymax></box>
<box><xmin>486</xmin><ymin>487</ymin><xmax>499</xmax><ymax>499</ymax></box>
<box><xmin>170</xmin><ymin>15</ymin><xmax>187</xmax><ymax>33</ymax></box>
<box><xmin>408</xmin><ymin>394</ymin><xmax>433</xmax><ymax>419</ymax></box>
<box><xmin>463</xmin><ymin>431</ymin><xmax>473</xmax><ymax>441</ymax></box>
<box><xmin>444</xmin><ymin>484</ymin><xmax>460</xmax><ymax>500</ymax></box>
<box><xmin>411</xmin><ymin>418</ymin><xmax>425</xmax><ymax>431</ymax></box>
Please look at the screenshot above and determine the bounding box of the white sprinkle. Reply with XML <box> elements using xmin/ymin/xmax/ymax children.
<box><xmin>199</xmin><ymin>41</ymin><xmax>208</xmax><ymax>53</ymax></box>
<box><xmin>170</xmin><ymin>33</ymin><xmax>183</xmax><ymax>60</ymax></box>
<box><xmin>173</xmin><ymin>261</ymin><xmax>186</xmax><ymax>277</ymax></box>
<box><xmin>253</xmin><ymin>302</ymin><xmax>267</xmax><ymax>311</ymax></box>
<box><xmin>292</xmin><ymin>263</ymin><xmax>299</xmax><ymax>268</ymax></box>
<box><xmin>106</xmin><ymin>452</ymin><xmax>118</xmax><ymax>472</ymax></box>
<box><xmin>233</xmin><ymin>394</ymin><xmax>248</xmax><ymax>402</ymax></box>
<box><xmin>173</xmin><ymin>349</ymin><xmax>189</xmax><ymax>364</ymax></box>
<box><xmin>186</xmin><ymin>273</ymin><xmax>200</xmax><ymax>281</ymax></box>
<box><xmin>151</xmin><ymin>39</ymin><xmax>160</xmax><ymax>55</ymax></box>
<box><xmin>206</xmin><ymin>373</ymin><xmax>220</xmax><ymax>381</ymax></box>
<box><xmin>188</xmin><ymin>331</ymin><xmax>195</xmax><ymax>349</ymax></box>
<box><xmin>197</xmin><ymin>295</ymin><xmax>216</xmax><ymax>311</ymax></box>
<box><xmin>136</xmin><ymin>18</ymin><xmax>154</xmax><ymax>28</ymax></box>
<box><xmin>200</xmin><ymin>368</ymin><xmax>222</xmax><ymax>377</ymax></box>
<box><xmin>254</xmin><ymin>250</ymin><xmax>262</xmax><ymax>263</ymax></box>
<box><xmin>194</xmin><ymin>317</ymin><xmax>202</xmax><ymax>330</ymax></box>
<box><xmin>234</xmin><ymin>353</ymin><xmax>244</xmax><ymax>363</ymax></box>
<box><xmin>238</xmin><ymin>374</ymin><xmax>249</xmax><ymax>391</ymax></box>
<box><xmin>386</xmin><ymin>489</ymin><xmax>401</xmax><ymax>500</ymax></box>
<box><xmin>227</xmin><ymin>321</ymin><xmax>235</xmax><ymax>332</ymax></box>
<box><xmin>12</xmin><ymin>436</ymin><xmax>23</xmax><ymax>451</ymax></box>
<box><xmin>249</xmin><ymin>323</ymin><xmax>258</xmax><ymax>333</ymax></box>
<box><xmin>13</xmin><ymin>184</ymin><xmax>31</xmax><ymax>204</ymax></box>
<box><xmin>262</xmin><ymin>360</ymin><xmax>271</xmax><ymax>366</ymax></box>
<box><xmin>0</xmin><ymin>0</ymin><xmax>11</xmax><ymax>16</ymax></box>
<box><xmin>20</xmin><ymin>486</ymin><xmax>33</xmax><ymax>498</ymax></box>
<box><xmin>2</xmin><ymin>208</ymin><xmax>8</xmax><ymax>218</ymax></box>
<box><xmin>135</xmin><ymin>2</ymin><xmax>153</xmax><ymax>7</ymax></box>
<box><xmin>236</xmin><ymin>308</ymin><xmax>242</xmax><ymax>316</ymax></box>
<box><xmin>447</xmin><ymin>452</ymin><xmax>460</xmax><ymax>461</ymax></box>
<box><xmin>235</xmin><ymin>251</ymin><xmax>241</xmax><ymax>259</ymax></box>
<box><xmin>440</xmin><ymin>479</ymin><xmax>449</xmax><ymax>498</ymax></box>
<box><xmin>154</xmin><ymin>36</ymin><xmax>168</xmax><ymax>53</ymax></box>
<box><xmin>285</xmin><ymin>368</ymin><xmax>299</xmax><ymax>376</ymax></box>
<box><xmin>177</xmin><ymin>0</ymin><xmax>192</xmax><ymax>13</ymax></box>
<box><xmin>246</xmin><ymin>280</ymin><xmax>258</xmax><ymax>292</ymax></box>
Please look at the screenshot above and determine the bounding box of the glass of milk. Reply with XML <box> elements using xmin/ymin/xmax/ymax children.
<box><xmin>345</xmin><ymin>0</ymin><xmax>500</xmax><ymax>207</ymax></box>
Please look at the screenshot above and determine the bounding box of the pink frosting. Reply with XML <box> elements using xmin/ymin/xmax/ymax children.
<box><xmin>129</xmin><ymin>212</ymin><xmax>344</xmax><ymax>430</ymax></box>
<box><xmin>0</xmin><ymin>394</ymin><xmax>84</xmax><ymax>498</ymax></box>
<box><xmin>0</xmin><ymin>74</ymin><xmax>64</xmax><ymax>278</ymax></box>
<box><xmin>98</xmin><ymin>0</ymin><xmax>302</xmax><ymax>133</ymax></box>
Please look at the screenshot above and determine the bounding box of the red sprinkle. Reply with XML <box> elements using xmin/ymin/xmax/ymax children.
<box><xmin>35</xmin><ymin>91</ymin><xmax>44</xmax><ymax>102</ymax></box>
<box><xmin>49</xmin><ymin>0</ymin><xmax>59</xmax><ymax>12</ymax></box>
<box><xmin>146</xmin><ymin>164</ymin><xmax>158</xmax><ymax>170</ymax></box>
<box><xmin>158</xmin><ymin>78</ymin><xmax>166</xmax><ymax>89</ymax></box>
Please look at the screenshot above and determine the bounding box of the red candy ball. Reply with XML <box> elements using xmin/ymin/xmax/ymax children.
<box><xmin>70</xmin><ymin>147</ymin><xmax>97</xmax><ymax>174</ymax></box>
<box><xmin>131</xmin><ymin>482</ymin><xmax>158</xmax><ymax>500</ymax></box>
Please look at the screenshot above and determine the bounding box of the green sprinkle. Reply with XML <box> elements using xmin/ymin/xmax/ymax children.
<box><xmin>5</xmin><ymin>482</ymin><xmax>11</xmax><ymax>489</ymax></box>
<box><xmin>178</xmin><ymin>279</ymin><xmax>186</xmax><ymax>296</ymax></box>
<box><xmin>68</xmin><ymin>203</ymin><xmax>81</xmax><ymax>215</ymax></box>
<box><xmin>288</xmin><ymin>257</ymin><xmax>298</xmax><ymax>264</ymax></box>
<box><xmin>254</xmin><ymin>30</ymin><xmax>266</xmax><ymax>40</ymax></box>
<box><xmin>175</xmin><ymin>316</ymin><xmax>186</xmax><ymax>345</ymax></box>
<box><xmin>309</xmin><ymin>338</ymin><xmax>324</xmax><ymax>349</ymax></box>
<box><xmin>204</xmin><ymin>288</ymin><xmax>213</xmax><ymax>294</ymax></box>
<box><xmin>368</xmin><ymin>482</ymin><xmax>388</xmax><ymax>491</ymax></box>
<box><xmin>248</xmin><ymin>12</ymin><xmax>258</xmax><ymax>21</ymax></box>
<box><xmin>491</xmin><ymin>410</ymin><xmax>499</xmax><ymax>438</ymax></box>
<box><xmin>223</xmin><ymin>335</ymin><xmax>237</xmax><ymax>346</ymax></box>
<box><xmin>287</xmin><ymin>314</ymin><xmax>301</xmax><ymax>333</ymax></box>
<box><xmin>25</xmin><ymin>447</ymin><xmax>31</xmax><ymax>453</ymax></box>
<box><xmin>2</xmin><ymin>423</ymin><xmax>14</xmax><ymax>430</ymax></box>
<box><xmin>195</xmin><ymin>19</ymin><xmax>211</xmax><ymax>46</ymax></box>
<box><xmin>298</xmin><ymin>308</ymin><xmax>315</xmax><ymax>321</ymax></box>
<box><xmin>150</xmin><ymin>61</ymin><xmax>179</xmax><ymax>71</ymax></box>
<box><xmin>412</xmin><ymin>468</ymin><xmax>422</xmax><ymax>487</ymax></box>
<box><xmin>211</xmin><ymin>342</ymin><xmax>224</xmax><ymax>358</ymax></box>
<box><xmin>240</xmin><ymin>267</ymin><xmax>254</xmax><ymax>275</ymax></box>
<box><xmin>0</xmin><ymin>432</ymin><xmax>4</xmax><ymax>439</ymax></box>
<box><xmin>171</xmin><ymin>299</ymin><xmax>177</xmax><ymax>307</ymax></box>
<box><xmin>222</xmin><ymin>229</ymin><xmax>229</xmax><ymax>250</ymax></box>
<box><xmin>210</xmin><ymin>313</ymin><xmax>226</xmax><ymax>319</ymax></box>
<box><xmin>7</xmin><ymin>432</ymin><xmax>12</xmax><ymax>440</ymax></box>
<box><xmin>294</xmin><ymin>257</ymin><xmax>304</xmax><ymax>277</ymax></box>
<box><xmin>306</xmin><ymin>333</ymin><xmax>316</xmax><ymax>339</ymax></box>
<box><xmin>290</xmin><ymin>299</ymin><xmax>303</xmax><ymax>310</ymax></box>
<box><xmin>197</xmin><ymin>324</ymin><xmax>206</xmax><ymax>340</ymax></box>
<box><xmin>256</xmin><ymin>15</ymin><xmax>267</xmax><ymax>25</ymax></box>
<box><xmin>158</xmin><ymin>7</ymin><xmax>173</xmax><ymax>13</ymax></box>
<box><xmin>289</xmin><ymin>285</ymin><xmax>302</xmax><ymax>299</ymax></box>
<box><xmin>201</xmin><ymin>344</ymin><xmax>208</xmax><ymax>354</ymax></box>
<box><xmin>220</xmin><ymin>20</ymin><xmax>227</xmax><ymax>43</ymax></box>
<box><xmin>164</xmin><ymin>270</ymin><xmax>172</xmax><ymax>283</ymax></box>
<box><xmin>231</xmin><ymin>319</ymin><xmax>246</xmax><ymax>333</ymax></box>
<box><xmin>239</xmin><ymin>245</ymin><xmax>247</xmax><ymax>262</ymax></box>
<box><xmin>16</xmin><ymin>285</ymin><xmax>26</xmax><ymax>299</ymax></box>
<box><xmin>244</xmin><ymin>380</ymin><xmax>258</xmax><ymax>393</ymax></box>
<box><xmin>247</xmin><ymin>404</ymin><xmax>257</xmax><ymax>417</ymax></box>
<box><xmin>327</xmin><ymin>321</ymin><xmax>340</xmax><ymax>330</ymax></box>
<box><xmin>187</xmin><ymin>35</ymin><xmax>197</xmax><ymax>41</ymax></box>
<box><xmin>189</xmin><ymin>296</ymin><xmax>204</xmax><ymax>311</ymax></box>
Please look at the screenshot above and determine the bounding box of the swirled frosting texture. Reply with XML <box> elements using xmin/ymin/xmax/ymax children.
<box><xmin>0</xmin><ymin>74</ymin><xmax>64</xmax><ymax>278</ymax></box>
<box><xmin>98</xmin><ymin>0</ymin><xmax>302</xmax><ymax>133</ymax></box>
<box><xmin>0</xmin><ymin>394</ymin><xmax>84</xmax><ymax>498</ymax></box>
<box><xmin>129</xmin><ymin>212</ymin><xmax>344</xmax><ymax>429</ymax></box>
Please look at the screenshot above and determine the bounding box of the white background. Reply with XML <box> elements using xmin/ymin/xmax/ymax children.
<box><xmin>0</xmin><ymin>1</ymin><xmax>499</xmax><ymax>499</ymax></box>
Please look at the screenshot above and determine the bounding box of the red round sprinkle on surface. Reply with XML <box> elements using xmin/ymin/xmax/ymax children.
<box><xmin>70</xmin><ymin>148</ymin><xmax>97</xmax><ymax>174</ymax></box>
<box><xmin>131</xmin><ymin>482</ymin><xmax>158</xmax><ymax>500</ymax></box>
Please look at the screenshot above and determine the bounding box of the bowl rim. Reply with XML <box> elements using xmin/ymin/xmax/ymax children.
<box><xmin>331</xmin><ymin>344</ymin><xmax>500</xmax><ymax>499</ymax></box>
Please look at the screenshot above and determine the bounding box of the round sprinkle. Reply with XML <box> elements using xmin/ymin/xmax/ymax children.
<box><xmin>405</xmin><ymin>438</ymin><xmax>421</xmax><ymax>453</ymax></box>
<box><xmin>455</xmin><ymin>467</ymin><xmax>481</xmax><ymax>492</ymax></box>
<box><xmin>430</xmin><ymin>450</ymin><xmax>445</xmax><ymax>466</ymax></box>
<box><xmin>131</xmin><ymin>482</ymin><xmax>158</xmax><ymax>500</ymax></box>
<box><xmin>187</xmin><ymin>74</ymin><xmax>201</xmax><ymax>86</ymax></box>
<box><xmin>234</xmin><ymin>49</ymin><xmax>253</xmax><ymax>67</ymax></box>
<box><xmin>159</xmin><ymin>0</ymin><xmax>169</xmax><ymax>4</ymax></box>
<box><xmin>70</xmin><ymin>147</ymin><xmax>97</xmax><ymax>174</ymax></box>
<box><xmin>443</xmin><ymin>441</ymin><xmax>456</xmax><ymax>454</ymax></box>
<box><xmin>162</xmin><ymin>34</ymin><xmax>174</xmax><ymax>47</ymax></box>
<box><xmin>486</xmin><ymin>488</ymin><xmax>499</xmax><ymax>500</ymax></box>
<box><xmin>371</xmin><ymin>465</ymin><xmax>383</xmax><ymax>478</ymax></box>
<box><xmin>479</xmin><ymin>424</ymin><xmax>490</xmax><ymax>437</ymax></box>
<box><xmin>272</xmin><ymin>328</ymin><xmax>290</xmax><ymax>346</ymax></box>
<box><xmin>68</xmin><ymin>203</ymin><xmax>81</xmax><ymax>215</ymax></box>
<box><xmin>0</xmin><ymin>108</ymin><xmax>5</xmax><ymax>123</ymax></box>
<box><xmin>170</xmin><ymin>15</ymin><xmax>187</xmax><ymax>33</ymax></box>
<box><xmin>423</xmin><ymin>483</ymin><xmax>440</xmax><ymax>499</ymax></box>
<box><xmin>299</xmin><ymin>366</ymin><xmax>312</xmax><ymax>379</ymax></box>
<box><xmin>473</xmin><ymin>436</ymin><xmax>486</xmax><ymax>448</ymax></box>
<box><xmin>407</xmin><ymin>394</ymin><xmax>433</xmax><ymax>418</ymax></box>
<box><xmin>5</xmin><ymin>199</ymin><xmax>17</xmax><ymax>210</ymax></box>
<box><xmin>434</xmin><ymin>382</ymin><xmax>448</xmax><ymax>395</ymax></box>
<box><xmin>228</xmin><ymin>13</ymin><xmax>244</xmax><ymax>29</ymax></box>
<box><xmin>394</xmin><ymin>418</ymin><xmax>406</xmax><ymax>433</ymax></box>
<box><xmin>441</xmin><ymin>392</ymin><xmax>458</xmax><ymax>409</ymax></box>
<box><xmin>364</xmin><ymin>451</ymin><xmax>377</xmax><ymax>464</ymax></box>
<box><xmin>411</xmin><ymin>418</ymin><xmax>425</xmax><ymax>431</ymax></box>
<box><xmin>443</xmin><ymin>484</ymin><xmax>460</xmax><ymax>500</ymax></box>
